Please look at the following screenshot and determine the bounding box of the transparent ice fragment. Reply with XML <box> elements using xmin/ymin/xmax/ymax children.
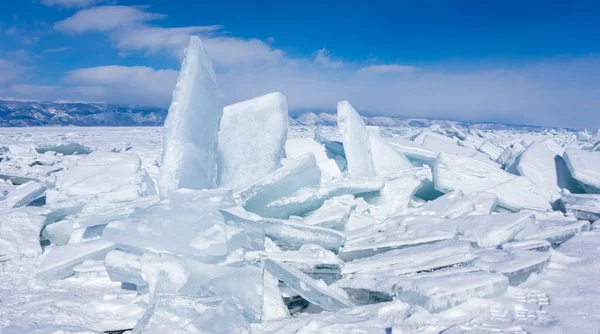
<box><xmin>263</xmin><ymin>218</ymin><xmax>345</xmax><ymax>252</ymax></box>
<box><xmin>37</xmin><ymin>239</ymin><xmax>115</xmax><ymax>281</ymax></box>
<box><xmin>337</xmin><ymin>101</ymin><xmax>376</xmax><ymax>179</ymax></box>
<box><xmin>158</xmin><ymin>36</ymin><xmax>224</xmax><ymax>196</ymax></box>
<box><xmin>217</xmin><ymin>92</ymin><xmax>288</xmax><ymax>191</ymax></box>
<box><xmin>264</xmin><ymin>259</ymin><xmax>354</xmax><ymax>312</ymax></box>
<box><xmin>239</xmin><ymin>153</ymin><xmax>321</xmax><ymax>216</ymax></box>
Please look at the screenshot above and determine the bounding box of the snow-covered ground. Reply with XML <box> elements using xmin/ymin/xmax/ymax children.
<box><xmin>1</xmin><ymin>124</ymin><xmax>599</xmax><ymax>333</ymax></box>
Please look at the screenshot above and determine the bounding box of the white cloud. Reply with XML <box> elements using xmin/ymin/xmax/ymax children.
<box><xmin>359</xmin><ymin>64</ymin><xmax>419</xmax><ymax>74</ymax></box>
<box><xmin>41</xmin><ymin>0</ymin><xmax>102</xmax><ymax>8</ymax></box>
<box><xmin>55</xmin><ymin>6</ymin><xmax>285</xmax><ymax>66</ymax></box>
<box><xmin>43</xmin><ymin>47</ymin><xmax>69</xmax><ymax>53</ymax></box>
<box><xmin>0</xmin><ymin>58</ymin><xmax>27</xmax><ymax>87</ymax></box>
<box><xmin>54</xmin><ymin>6</ymin><xmax>165</xmax><ymax>33</ymax></box>
<box><xmin>313</xmin><ymin>48</ymin><xmax>344</xmax><ymax>68</ymax></box>
<box><xmin>65</xmin><ymin>65</ymin><xmax>179</xmax><ymax>105</ymax></box>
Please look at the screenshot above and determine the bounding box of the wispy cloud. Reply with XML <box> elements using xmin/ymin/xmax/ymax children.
<box><xmin>0</xmin><ymin>58</ymin><xmax>28</xmax><ymax>87</ymax></box>
<box><xmin>43</xmin><ymin>47</ymin><xmax>69</xmax><ymax>53</ymax></box>
<box><xmin>313</xmin><ymin>48</ymin><xmax>344</xmax><ymax>68</ymax></box>
<box><xmin>359</xmin><ymin>64</ymin><xmax>419</xmax><ymax>74</ymax></box>
<box><xmin>41</xmin><ymin>0</ymin><xmax>103</xmax><ymax>8</ymax></box>
<box><xmin>54</xmin><ymin>6</ymin><xmax>165</xmax><ymax>33</ymax></box>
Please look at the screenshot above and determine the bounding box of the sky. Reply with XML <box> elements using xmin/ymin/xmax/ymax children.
<box><xmin>1</xmin><ymin>0</ymin><xmax>600</xmax><ymax>128</ymax></box>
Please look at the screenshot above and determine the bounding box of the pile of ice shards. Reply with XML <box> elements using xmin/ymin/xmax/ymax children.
<box><xmin>1</xmin><ymin>36</ymin><xmax>599</xmax><ymax>333</ymax></box>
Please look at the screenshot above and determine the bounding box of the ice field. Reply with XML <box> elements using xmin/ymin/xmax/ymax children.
<box><xmin>1</xmin><ymin>37</ymin><xmax>600</xmax><ymax>333</ymax></box>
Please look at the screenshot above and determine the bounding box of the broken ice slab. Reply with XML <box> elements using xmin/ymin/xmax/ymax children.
<box><xmin>408</xmin><ymin>191</ymin><xmax>476</xmax><ymax>219</ymax></box>
<box><xmin>103</xmin><ymin>203</ymin><xmax>228</xmax><ymax>259</ymax></box>
<box><xmin>263</xmin><ymin>218</ymin><xmax>345</xmax><ymax>252</ymax></box>
<box><xmin>365</xmin><ymin>174</ymin><xmax>422</xmax><ymax>218</ymax></box>
<box><xmin>68</xmin><ymin>223</ymin><xmax>107</xmax><ymax>244</ymax></box>
<box><xmin>302</xmin><ymin>194</ymin><xmax>355</xmax><ymax>229</ymax></box>
<box><xmin>35</xmin><ymin>142</ymin><xmax>92</xmax><ymax>155</ymax></box>
<box><xmin>246</xmin><ymin>244</ymin><xmax>342</xmax><ymax>284</ymax></box>
<box><xmin>433</xmin><ymin>152</ymin><xmax>514</xmax><ymax>194</ymax></box>
<box><xmin>478</xmin><ymin>140</ymin><xmax>504</xmax><ymax>161</ymax></box>
<box><xmin>202</xmin><ymin>265</ymin><xmax>264</xmax><ymax>322</ymax></box>
<box><xmin>262</xmin><ymin>270</ymin><xmax>290</xmax><ymax>321</ymax></box>
<box><xmin>485</xmin><ymin>176</ymin><xmax>553</xmax><ymax>212</ymax></box>
<box><xmin>454</xmin><ymin>212</ymin><xmax>536</xmax><ymax>248</ymax></box>
<box><xmin>408</xmin><ymin>190</ymin><xmax>497</xmax><ymax>217</ymax></box>
<box><xmin>239</xmin><ymin>153</ymin><xmax>321</xmax><ymax>216</ymax></box>
<box><xmin>501</xmin><ymin>239</ymin><xmax>552</xmax><ymax>252</ymax></box>
<box><xmin>368</xmin><ymin>127</ymin><xmax>414</xmax><ymax>177</ymax></box>
<box><xmin>37</xmin><ymin>239</ymin><xmax>115</xmax><ymax>280</ymax></box>
<box><xmin>340</xmin><ymin>215</ymin><xmax>457</xmax><ymax>261</ymax></box>
<box><xmin>314</xmin><ymin>125</ymin><xmax>345</xmax><ymax>158</ymax></box>
<box><xmin>285</xmin><ymin>138</ymin><xmax>344</xmax><ymax>181</ymax></box>
<box><xmin>384</xmin><ymin>137</ymin><xmax>437</xmax><ymax>166</ymax></box>
<box><xmin>71</xmin><ymin>196</ymin><xmax>159</xmax><ymax>229</ymax></box>
<box><xmin>0</xmin><ymin>211</ymin><xmax>46</xmax><ymax>258</ymax></box>
<box><xmin>263</xmin><ymin>258</ymin><xmax>354</xmax><ymax>312</ymax></box>
<box><xmin>132</xmin><ymin>295</ymin><xmax>250</xmax><ymax>334</ymax></box>
<box><xmin>334</xmin><ymin>273</ymin><xmax>400</xmax><ymax>304</ymax></box>
<box><xmin>158</xmin><ymin>36</ymin><xmax>224</xmax><ymax>196</ymax></box>
<box><xmin>342</xmin><ymin>240</ymin><xmax>477</xmax><ymax>276</ymax></box>
<box><xmin>515</xmin><ymin>141</ymin><xmax>582</xmax><ymax>201</ymax></box>
<box><xmin>72</xmin><ymin>259</ymin><xmax>108</xmax><ymax>279</ymax></box>
<box><xmin>514</xmin><ymin>219</ymin><xmax>590</xmax><ymax>246</ymax></box>
<box><xmin>253</xmin><ymin>300</ymin><xmax>411</xmax><ymax>333</ymax></box>
<box><xmin>423</xmin><ymin>134</ymin><xmax>489</xmax><ymax>160</ymax></box>
<box><xmin>393</xmin><ymin>267</ymin><xmax>509</xmax><ymax>313</ymax></box>
<box><xmin>105</xmin><ymin>249</ymin><xmax>147</xmax><ymax>288</ymax></box>
<box><xmin>0</xmin><ymin>181</ymin><xmax>46</xmax><ymax>209</ymax></box>
<box><xmin>41</xmin><ymin>219</ymin><xmax>73</xmax><ymax>246</ymax></box>
<box><xmin>337</xmin><ymin>101</ymin><xmax>376</xmax><ymax>179</ymax></box>
<box><xmin>563</xmin><ymin>147</ymin><xmax>600</xmax><ymax>193</ymax></box>
<box><xmin>473</xmin><ymin>249</ymin><xmax>551</xmax><ymax>285</ymax></box>
<box><xmin>168</xmin><ymin>187</ymin><xmax>236</xmax><ymax>209</ymax></box>
<box><xmin>217</xmin><ymin>92</ymin><xmax>288</xmax><ymax>191</ymax></box>
<box><xmin>559</xmin><ymin>191</ymin><xmax>600</xmax><ymax>221</ymax></box>
<box><xmin>47</xmin><ymin>150</ymin><xmax>155</xmax><ymax>206</ymax></box>
<box><xmin>220</xmin><ymin>206</ymin><xmax>265</xmax><ymax>252</ymax></box>
<box><xmin>261</xmin><ymin>178</ymin><xmax>384</xmax><ymax>219</ymax></box>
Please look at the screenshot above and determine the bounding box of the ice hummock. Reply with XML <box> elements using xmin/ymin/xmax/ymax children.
<box><xmin>337</xmin><ymin>101</ymin><xmax>376</xmax><ymax>179</ymax></box>
<box><xmin>0</xmin><ymin>210</ymin><xmax>46</xmax><ymax>258</ymax></box>
<box><xmin>158</xmin><ymin>36</ymin><xmax>224</xmax><ymax>197</ymax></box>
<box><xmin>239</xmin><ymin>153</ymin><xmax>321</xmax><ymax>217</ymax></box>
<box><xmin>217</xmin><ymin>92</ymin><xmax>288</xmax><ymax>191</ymax></box>
<box><xmin>563</xmin><ymin>147</ymin><xmax>600</xmax><ymax>193</ymax></box>
<box><xmin>393</xmin><ymin>267</ymin><xmax>509</xmax><ymax>313</ymax></box>
<box><xmin>46</xmin><ymin>150</ymin><xmax>155</xmax><ymax>208</ymax></box>
<box><xmin>0</xmin><ymin>181</ymin><xmax>46</xmax><ymax>209</ymax></box>
<box><xmin>515</xmin><ymin>141</ymin><xmax>582</xmax><ymax>201</ymax></box>
<box><xmin>260</xmin><ymin>178</ymin><xmax>384</xmax><ymax>219</ymax></box>
<box><xmin>473</xmin><ymin>248</ymin><xmax>551</xmax><ymax>285</ymax></box>
<box><xmin>559</xmin><ymin>190</ymin><xmax>600</xmax><ymax>221</ymax></box>
<box><xmin>454</xmin><ymin>212</ymin><xmax>536</xmax><ymax>248</ymax></box>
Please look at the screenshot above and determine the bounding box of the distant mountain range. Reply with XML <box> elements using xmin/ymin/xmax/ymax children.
<box><xmin>0</xmin><ymin>99</ymin><xmax>564</xmax><ymax>131</ymax></box>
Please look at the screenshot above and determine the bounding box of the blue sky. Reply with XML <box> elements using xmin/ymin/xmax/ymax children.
<box><xmin>1</xmin><ymin>0</ymin><xmax>599</xmax><ymax>128</ymax></box>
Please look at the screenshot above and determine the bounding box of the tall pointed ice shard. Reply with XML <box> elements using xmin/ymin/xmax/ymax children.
<box><xmin>337</xmin><ymin>101</ymin><xmax>375</xmax><ymax>179</ymax></box>
<box><xmin>158</xmin><ymin>36</ymin><xmax>224</xmax><ymax>197</ymax></box>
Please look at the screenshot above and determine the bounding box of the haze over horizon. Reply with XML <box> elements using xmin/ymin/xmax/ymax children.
<box><xmin>2</xmin><ymin>0</ymin><xmax>600</xmax><ymax>128</ymax></box>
